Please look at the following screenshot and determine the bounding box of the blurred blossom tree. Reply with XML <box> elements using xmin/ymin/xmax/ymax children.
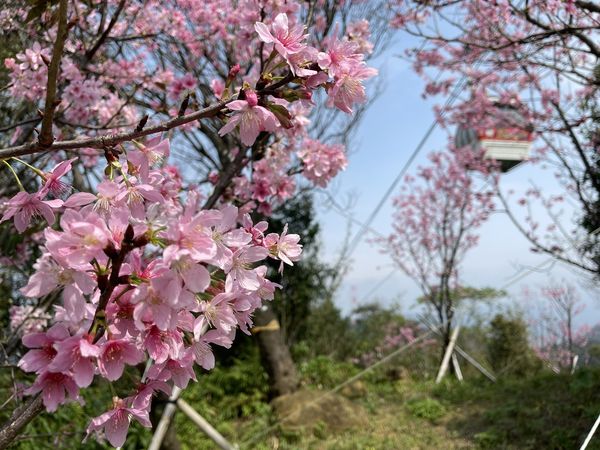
<box><xmin>376</xmin><ymin>150</ymin><xmax>497</xmax><ymax>357</ymax></box>
<box><xmin>526</xmin><ymin>281</ymin><xmax>591</xmax><ymax>372</ymax></box>
<box><xmin>391</xmin><ymin>0</ymin><xmax>600</xmax><ymax>276</ymax></box>
<box><xmin>0</xmin><ymin>0</ymin><xmax>387</xmax><ymax>446</ymax></box>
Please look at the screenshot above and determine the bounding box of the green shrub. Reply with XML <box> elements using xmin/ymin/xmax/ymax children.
<box><xmin>299</xmin><ymin>355</ymin><xmax>359</xmax><ymax>389</ymax></box>
<box><xmin>406</xmin><ymin>397</ymin><xmax>446</xmax><ymax>421</ymax></box>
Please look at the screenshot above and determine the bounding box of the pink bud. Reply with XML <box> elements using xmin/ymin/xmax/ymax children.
<box><xmin>245</xmin><ymin>89</ymin><xmax>258</xmax><ymax>107</ymax></box>
<box><xmin>228</xmin><ymin>64</ymin><xmax>240</xmax><ymax>79</ymax></box>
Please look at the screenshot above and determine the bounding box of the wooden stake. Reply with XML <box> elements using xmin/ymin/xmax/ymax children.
<box><xmin>419</xmin><ymin>316</ymin><xmax>497</xmax><ymax>382</ymax></box>
<box><xmin>451</xmin><ymin>352</ymin><xmax>463</xmax><ymax>382</ymax></box>
<box><xmin>580</xmin><ymin>411</ymin><xmax>600</xmax><ymax>450</ymax></box>
<box><xmin>177</xmin><ymin>398</ymin><xmax>237</xmax><ymax>450</ymax></box>
<box><xmin>436</xmin><ymin>325</ymin><xmax>461</xmax><ymax>384</ymax></box>
<box><xmin>148</xmin><ymin>386</ymin><xmax>181</xmax><ymax>450</ymax></box>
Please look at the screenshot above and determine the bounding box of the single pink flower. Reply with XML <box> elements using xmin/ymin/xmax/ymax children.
<box><xmin>143</xmin><ymin>326</ymin><xmax>183</xmax><ymax>364</ymax></box>
<box><xmin>223</xmin><ymin>246</ymin><xmax>269</xmax><ymax>291</ymax></box>
<box><xmin>265</xmin><ymin>224</ymin><xmax>302</xmax><ymax>271</ymax></box>
<box><xmin>147</xmin><ymin>351</ymin><xmax>196</xmax><ymax>389</ymax></box>
<box><xmin>327</xmin><ymin>64</ymin><xmax>377</xmax><ymax>113</ymax></box>
<box><xmin>18</xmin><ymin>324</ymin><xmax>70</xmax><ymax>373</ymax></box>
<box><xmin>131</xmin><ymin>379</ymin><xmax>171</xmax><ymax>410</ymax></box>
<box><xmin>218</xmin><ymin>91</ymin><xmax>278</xmax><ymax>146</ymax></box>
<box><xmin>25</xmin><ymin>371</ymin><xmax>79</xmax><ymax>412</ymax></box>
<box><xmin>254</xmin><ymin>13</ymin><xmax>307</xmax><ymax>62</ymax></box>
<box><xmin>50</xmin><ymin>335</ymin><xmax>100</xmax><ymax>388</ymax></box>
<box><xmin>317</xmin><ymin>38</ymin><xmax>363</xmax><ymax>78</ymax></box>
<box><xmin>40</xmin><ymin>158</ymin><xmax>76</xmax><ymax>197</ymax></box>
<box><xmin>1</xmin><ymin>191</ymin><xmax>63</xmax><ymax>232</ymax></box>
<box><xmin>128</xmin><ymin>137</ymin><xmax>170</xmax><ymax>180</ymax></box>
<box><xmin>191</xmin><ymin>329</ymin><xmax>234</xmax><ymax>370</ymax></box>
<box><xmin>194</xmin><ymin>292</ymin><xmax>238</xmax><ymax>338</ymax></box>
<box><xmin>98</xmin><ymin>338</ymin><xmax>144</xmax><ymax>381</ymax></box>
<box><xmin>86</xmin><ymin>397</ymin><xmax>151</xmax><ymax>448</ymax></box>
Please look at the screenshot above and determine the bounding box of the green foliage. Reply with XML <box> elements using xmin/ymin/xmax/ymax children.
<box><xmin>299</xmin><ymin>355</ymin><xmax>359</xmax><ymax>389</ymax></box>
<box><xmin>295</xmin><ymin>297</ymin><xmax>353</xmax><ymax>360</ymax></box>
<box><xmin>433</xmin><ymin>369</ymin><xmax>600</xmax><ymax>449</ymax></box>
<box><xmin>406</xmin><ymin>397</ymin><xmax>446</xmax><ymax>422</ymax></box>
<box><xmin>487</xmin><ymin>314</ymin><xmax>542</xmax><ymax>377</ymax></box>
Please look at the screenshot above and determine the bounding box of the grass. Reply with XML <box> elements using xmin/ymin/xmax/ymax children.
<box><xmin>2</xmin><ymin>358</ymin><xmax>600</xmax><ymax>449</ymax></box>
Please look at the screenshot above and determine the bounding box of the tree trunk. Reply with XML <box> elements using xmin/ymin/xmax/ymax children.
<box><xmin>254</xmin><ymin>305</ymin><xmax>299</xmax><ymax>398</ymax></box>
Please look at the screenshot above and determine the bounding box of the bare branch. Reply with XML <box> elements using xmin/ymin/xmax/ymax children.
<box><xmin>0</xmin><ymin>99</ymin><xmax>230</xmax><ymax>160</ymax></box>
<box><xmin>0</xmin><ymin>395</ymin><xmax>44</xmax><ymax>449</ymax></box>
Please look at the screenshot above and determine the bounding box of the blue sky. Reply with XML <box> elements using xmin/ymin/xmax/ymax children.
<box><xmin>313</xmin><ymin>36</ymin><xmax>600</xmax><ymax>328</ymax></box>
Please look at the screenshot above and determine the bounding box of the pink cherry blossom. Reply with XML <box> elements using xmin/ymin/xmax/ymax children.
<box><xmin>98</xmin><ymin>338</ymin><xmax>144</xmax><ymax>381</ymax></box>
<box><xmin>224</xmin><ymin>246</ymin><xmax>270</xmax><ymax>291</ymax></box>
<box><xmin>38</xmin><ymin>158</ymin><xmax>76</xmax><ymax>198</ymax></box>
<box><xmin>18</xmin><ymin>324</ymin><xmax>69</xmax><ymax>374</ymax></box>
<box><xmin>255</xmin><ymin>13</ymin><xmax>307</xmax><ymax>62</ymax></box>
<box><xmin>50</xmin><ymin>335</ymin><xmax>100</xmax><ymax>388</ymax></box>
<box><xmin>86</xmin><ymin>397</ymin><xmax>151</xmax><ymax>448</ymax></box>
<box><xmin>218</xmin><ymin>91</ymin><xmax>279</xmax><ymax>146</ymax></box>
<box><xmin>25</xmin><ymin>371</ymin><xmax>79</xmax><ymax>412</ymax></box>
<box><xmin>327</xmin><ymin>64</ymin><xmax>377</xmax><ymax>113</ymax></box>
<box><xmin>1</xmin><ymin>191</ymin><xmax>63</xmax><ymax>232</ymax></box>
<box><xmin>265</xmin><ymin>224</ymin><xmax>302</xmax><ymax>271</ymax></box>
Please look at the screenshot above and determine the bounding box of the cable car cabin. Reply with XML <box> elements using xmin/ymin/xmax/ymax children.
<box><xmin>454</xmin><ymin>102</ymin><xmax>534</xmax><ymax>172</ymax></box>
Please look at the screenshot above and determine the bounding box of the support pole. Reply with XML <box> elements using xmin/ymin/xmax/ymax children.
<box><xmin>436</xmin><ymin>325</ymin><xmax>460</xmax><ymax>384</ymax></box>
<box><xmin>148</xmin><ymin>323</ymin><xmax>209</xmax><ymax>450</ymax></box>
<box><xmin>420</xmin><ymin>316</ymin><xmax>497</xmax><ymax>382</ymax></box>
<box><xmin>451</xmin><ymin>352</ymin><xmax>463</xmax><ymax>382</ymax></box>
<box><xmin>580</xmin><ymin>411</ymin><xmax>600</xmax><ymax>450</ymax></box>
<box><xmin>148</xmin><ymin>386</ymin><xmax>182</xmax><ymax>450</ymax></box>
<box><xmin>177</xmin><ymin>398</ymin><xmax>237</xmax><ymax>450</ymax></box>
<box><xmin>453</xmin><ymin>346</ymin><xmax>497</xmax><ymax>382</ymax></box>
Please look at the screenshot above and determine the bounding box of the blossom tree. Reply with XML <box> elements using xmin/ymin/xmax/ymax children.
<box><xmin>376</xmin><ymin>150</ymin><xmax>496</xmax><ymax>356</ymax></box>
<box><xmin>526</xmin><ymin>281</ymin><xmax>591</xmax><ymax>372</ymax></box>
<box><xmin>0</xmin><ymin>0</ymin><xmax>380</xmax><ymax>447</ymax></box>
<box><xmin>390</xmin><ymin>0</ymin><xmax>600</xmax><ymax>276</ymax></box>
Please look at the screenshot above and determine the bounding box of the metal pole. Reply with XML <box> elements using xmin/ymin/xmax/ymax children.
<box><xmin>453</xmin><ymin>345</ymin><xmax>497</xmax><ymax>383</ymax></box>
<box><xmin>420</xmin><ymin>316</ymin><xmax>497</xmax><ymax>382</ymax></box>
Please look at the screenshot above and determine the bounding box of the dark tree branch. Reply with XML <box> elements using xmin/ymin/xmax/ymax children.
<box><xmin>0</xmin><ymin>99</ymin><xmax>230</xmax><ymax>160</ymax></box>
<box><xmin>84</xmin><ymin>0</ymin><xmax>126</xmax><ymax>63</ymax></box>
<box><xmin>39</xmin><ymin>0</ymin><xmax>69</xmax><ymax>147</ymax></box>
<box><xmin>0</xmin><ymin>395</ymin><xmax>44</xmax><ymax>449</ymax></box>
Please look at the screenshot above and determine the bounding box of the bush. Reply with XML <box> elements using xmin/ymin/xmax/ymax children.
<box><xmin>299</xmin><ymin>356</ymin><xmax>359</xmax><ymax>389</ymax></box>
<box><xmin>487</xmin><ymin>314</ymin><xmax>541</xmax><ymax>377</ymax></box>
<box><xmin>406</xmin><ymin>398</ymin><xmax>446</xmax><ymax>422</ymax></box>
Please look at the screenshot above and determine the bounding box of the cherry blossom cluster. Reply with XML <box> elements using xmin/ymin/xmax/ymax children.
<box><xmin>4</xmin><ymin>4</ymin><xmax>377</xmax><ymax>208</ymax></box>
<box><xmin>297</xmin><ymin>139</ymin><xmax>347</xmax><ymax>187</ymax></box>
<box><xmin>524</xmin><ymin>283</ymin><xmax>591</xmax><ymax>372</ymax></box>
<box><xmin>354</xmin><ymin>323</ymin><xmax>433</xmax><ymax>367</ymax></box>
<box><xmin>389</xmin><ymin>0</ymin><xmax>600</xmax><ymax>270</ymax></box>
<box><xmin>3</xmin><ymin>139</ymin><xmax>301</xmax><ymax>447</ymax></box>
<box><xmin>0</xmin><ymin>2</ymin><xmax>378</xmax><ymax>446</ymax></box>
